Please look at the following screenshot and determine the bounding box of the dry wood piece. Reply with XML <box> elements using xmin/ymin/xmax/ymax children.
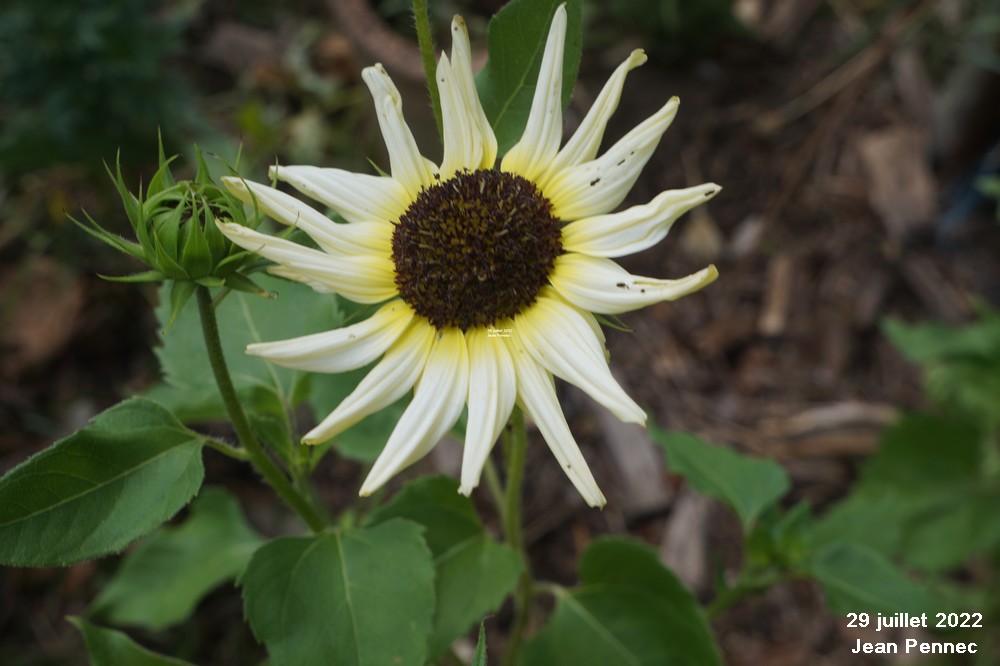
<box><xmin>0</xmin><ymin>258</ymin><xmax>85</xmax><ymax>378</ymax></box>
<box><xmin>757</xmin><ymin>401</ymin><xmax>898</xmax><ymax>458</ymax></box>
<box><xmin>328</xmin><ymin>0</ymin><xmax>424</xmax><ymax>81</ymax></box>
<box><xmin>200</xmin><ymin>23</ymin><xmax>283</xmax><ymax>77</ymax></box>
<box><xmin>891</xmin><ymin>48</ymin><xmax>934</xmax><ymax>126</ymax></box>
<box><xmin>659</xmin><ymin>489</ymin><xmax>712</xmax><ymax>594</ymax></box>
<box><xmin>851</xmin><ymin>269</ymin><xmax>891</xmax><ymax>328</ymax></box>
<box><xmin>857</xmin><ymin>127</ymin><xmax>937</xmax><ymax>241</ymax></box>
<box><xmin>727</xmin><ymin>214</ymin><xmax>767</xmax><ymax>259</ymax></box>
<box><xmin>900</xmin><ymin>254</ymin><xmax>972</xmax><ymax>324</ymax></box>
<box><xmin>759</xmin><ymin>401</ymin><xmax>897</xmax><ymax>438</ymax></box>
<box><xmin>693</xmin><ymin>306</ymin><xmax>758</xmax><ymax>358</ymax></box>
<box><xmin>759</xmin><ymin>0</ymin><xmax>825</xmax><ymax>49</ymax></box>
<box><xmin>593</xmin><ymin>372</ymin><xmax>673</xmax><ymax>517</ymax></box>
<box><xmin>757</xmin><ymin>254</ymin><xmax>795</xmax><ymax>336</ymax></box>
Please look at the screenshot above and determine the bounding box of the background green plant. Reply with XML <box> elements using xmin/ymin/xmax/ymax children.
<box><xmin>0</xmin><ymin>0</ymin><xmax>198</xmax><ymax>176</ymax></box>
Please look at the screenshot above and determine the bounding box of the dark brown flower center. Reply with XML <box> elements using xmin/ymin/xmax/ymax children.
<box><xmin>391</xmin><ymin>169</ymin><xmax>562</xmax><ymax>331</ymax></box>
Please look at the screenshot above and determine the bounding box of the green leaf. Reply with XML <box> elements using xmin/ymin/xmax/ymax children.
<box><xmin>806</xmin><ymin>541</ymin><xmax>939</xmax><ymax>614</ymax></box>
<box><xmin>90</xmin><ymin>487</ymin><xmax>264</xmax><ymax>630</ymax></box>
<box><xmin>476</xmin><ymin>0</ymin><xmax>583</xmax><ymax>154</ymax></box>
<box><xmin>472</xmin><ymin>622</ymin><xmax>487</xmax><ymax>666</ymax></box>
<box><xmin>861</xmin><ymin>414</ymin><xmax>980</xmax><ymax>492</ymax></box>
<box><xmin>882</xmin><ymin>312</ymin><xmax>1000</xmax><ymax>430</ymax></box>
<box><xmin>240</xmin><ymin>520</ymin><xmax>435</xmax><ymax>666</ymax></box>
<box><xmin>521</xmin><ymin>538</ymin><xmax>722</xmax><ymax>666</ymax></box>
<box><xmin>164</xmin><ymin>280</ymin><xmax>196</xmax><ymax>332</ymax></box>
<box><xmin>809</xmin><ymin>414</ymin><xmax>1000</xmax><ymax>575</ymax></box>
<box><xmin>366</xmin><ymin>477</ymin><xmax>522</xmax><ymax>658</ymax></box>
<box><xmin>902</xmin><ymin>486</ymin><xmax>1000</xmax><ymax>572</ymax></box>
<box><xmin>652</xmin><ymin>428</ymin><xmax>789</xmax><ymax>530</ymax></box>
<box><xmin>69</xmin><ymin>617</ymin><xmax>196</xmax><ymax>666</ymax></box>
<box><xmin>0</xmin><ymin>398</ymin><xmax>204</xmax><ymax>567</ymax></box>
<box><xmin>808</xmin><ymin>488</ymin><xmax>913</xmax><ymax>558</ymax></box>
<box><xmin>153</xmin><ymin>274</ymin><xmax>343</xmax><ymax>422</ymax></box>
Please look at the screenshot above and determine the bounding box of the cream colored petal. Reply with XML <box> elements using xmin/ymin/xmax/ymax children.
<box><xmin>561</xmin><ymin>183</ymin><xmax>721</xmax><ymax>257</ymax></box>
<box><xmin>516</xmin><ymin>296</ymin><xmax>644</xmax><ymax>424</ymax></box>
<box><xmin>245</xmin><ymin>300</ymin><xmax>414</xmax><ymax>373</ymax></box>
<box><xmin>545</xmin><ymin>97</ymin><xmax>680</xmax><ymax>220</ymax></box>
<box><xmin>303</xmin><ymin>320</ymin><xmax>436</xmax><ymax>444</ymax></box>
<box><xmin>362</xmin><ymin>64</ymin><xmax>438</xmax><ymax>197</ymax></box>
<box><xmin>449</xmin><ymin>15</ymin><xmax>497</xmax><ymax>169</ymax></box>
<box><xmin>217</xmin><ymin>221</ymin><xmax>397</xmax><ymax>303</ymax></box>
<box><xmin>437</xmin><ymin>54</ymin><xmax>477</xmax><ymax>179</ymax></box>
<box><xmin>267</xmin><ymin>165</ymin><xmax>409</xmax><ymax>224</ymax></box>
<box><xmin>499</xmin><ymin>4</ymin><xmax>567</xmax><ymax>182</ymax></box>
<box><xmin>222</xmin><ymin>177</ymin><xmax>392</xmax><ymax>256</ymax></box>
<box><xmin>507</xmin><ymin>337</ymin><xmax>606</xmax><ymax>508</ymax></box>
<box><xmin>550</xmin><ymin>253</ymin><xmax>718</xmax><ymax>315</ymax></box>
<box><xmin>460</xmin><ymin>326</ymin><xmax>516</xmax><ymax>495</ymax></box>
<box><xmin>264</xmin><ymin>262</ymin><xmax>397</xmax><ymax>304</ymax></box>
<box><xmin>537</xmin><ymin>49</ymin><xmax>647</xmax><ymax>190</ymax></box>
<box><xmin>360</xmin><ymin>328</ymin><xmax>470</xmax><ymax>496</ymax></box>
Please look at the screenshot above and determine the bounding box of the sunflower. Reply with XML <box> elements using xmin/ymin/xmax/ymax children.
<box><xmin>218</xmin><ymin>6</ymin><xmax>719</xmax><ymax>507</ymax></box>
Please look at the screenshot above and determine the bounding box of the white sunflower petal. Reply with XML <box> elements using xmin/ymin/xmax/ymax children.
<box><xmin>245</xmin><ymin>300</ymin><xmax>414</xmax><ymax>373</ymax></box>
<box><xmin>550</xmin><ymin>253</ymin><xmax>719</xmax><ymax>315</ymax></box>
<box><xmin>217</xmin><ymin>221</ymin><xmax>397</xmax><ymax>303</ymax></box>
<box><xmin>437</xmin><ymin>54</ymin><xmax>478</xmax><ymax>179</ymax></box>
<box><xmin>561</xmin><ymin>183</ymin><xmax>721</xmax><ymax>257</ymax></box>
<box><xmin>500</xmin><ymin>4</ymin><xmax>567</xmax><ymax>182</ymax></box>
<box><xmin>267</xmin><ymin>165</ymin><xmax>409</xmax><ymax>225</ymax></box>
<box><xmin>516</xmin><ymin>296</ymin><xmax>644</xmax><ymax>424</ymax></box>
<box><xmin>222</xmin><ymin>177</ymin><xmax>392</xmax><ymax>255</ymax></box>
<box><xmin>537</xmin><ymin>49</ymin><xmax>647</xmax><ymax>189</ymax></box>
<box><xmin>303</xmin><ymin>320</ymin><xmax>437</xmax><ymax>444</ymax></box>
<box><xmin>449</xmin><ymin>15</ymin><xmax>497</xmax><ymax>169</ymax></box>
<box><xmin>362</xmin><ymin>64</ymin><xmax>438</xmax><ymax>197</ymax></box>
<box><xmin>460</xmin><ymin>327</ymin><xmax>516</xmax><ymax>495</ymax></box>
<box><xmin>508</xmin><ymin>338</ymin><xmax>606</xmax><ymax>508</ymax></box>
<box><xmin>545</xmin><ymin>97</ymin><xmax>680</xmax><ymax>220</ymax></box>
<box><xmin>360</xmin><ymin>328</ymin><xmax>470</xmax><ymax>496</ymax></box>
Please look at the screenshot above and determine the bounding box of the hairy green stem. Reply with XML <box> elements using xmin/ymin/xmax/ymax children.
<box><xmin>412</xmin><ymin>0</ymin><xmax>443</xmax><ymax>139</ymax></box>
<box><xmin>203</xmin><ymin>436</ymin><xmax>250</xmax><ymax>461</ymax></box>
<box><xmin>501</xmin><ymin>407</ymin><xmax>533</xmax><ymax>666</ymax></box>
<box><xmin>196</xmin><ymin>286</ymin><xmax>327</xmax><ymax>533</ymax></box>
<box><xmin>483</xmin><ymin>457</ymin><xmax>505</xmax><ymax>517</ymax></box>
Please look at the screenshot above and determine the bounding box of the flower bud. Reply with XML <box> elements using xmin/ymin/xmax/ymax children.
<box><xmin>76</xmin><ymin>144</ymin><xmax>268</xmax><ymax>327</ymax></box>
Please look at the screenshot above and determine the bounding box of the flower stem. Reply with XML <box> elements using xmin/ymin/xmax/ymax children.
<box><xmin>501</xmin><ymin>406</ymin><xmax>533</xmax><ymax>666</ymax></box>
<box><xmin>705</xmin><ymin>569</ymin><xmax>785</xmax><ymax>619</ymax></box>
<box><xmin>195</xmin><ymin>286</ymin><xmax>327</xmax><ymax>533</ymax></box>
<box><xmin>412</xmin><ymin>0</ymin><xmax>443</xmax><ymax>140</ymax></box>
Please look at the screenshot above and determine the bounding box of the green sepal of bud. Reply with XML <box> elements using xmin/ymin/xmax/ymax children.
<box><xmin>77</xmin><ymin>142</ymin><xmax>263</xmax><ymax>295</ymax></box>
<box><xmin>223</xmin><ymin>272</ymin><xmax>270</xmax><ymax>297</ymax></box>
<box><xmin>180</xmin><ymin>200</ymin><xmax>214</xmax><ymax>279</ymax></box>
<box><xmin>98</xmin><ymin>270</ymin><xmax>169</xmax><ymax>283</ymax></box>
<box><xmin>164</xmin><ymin>280</ymin><xmax>197</xmax><ymax>332</ymax></box>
